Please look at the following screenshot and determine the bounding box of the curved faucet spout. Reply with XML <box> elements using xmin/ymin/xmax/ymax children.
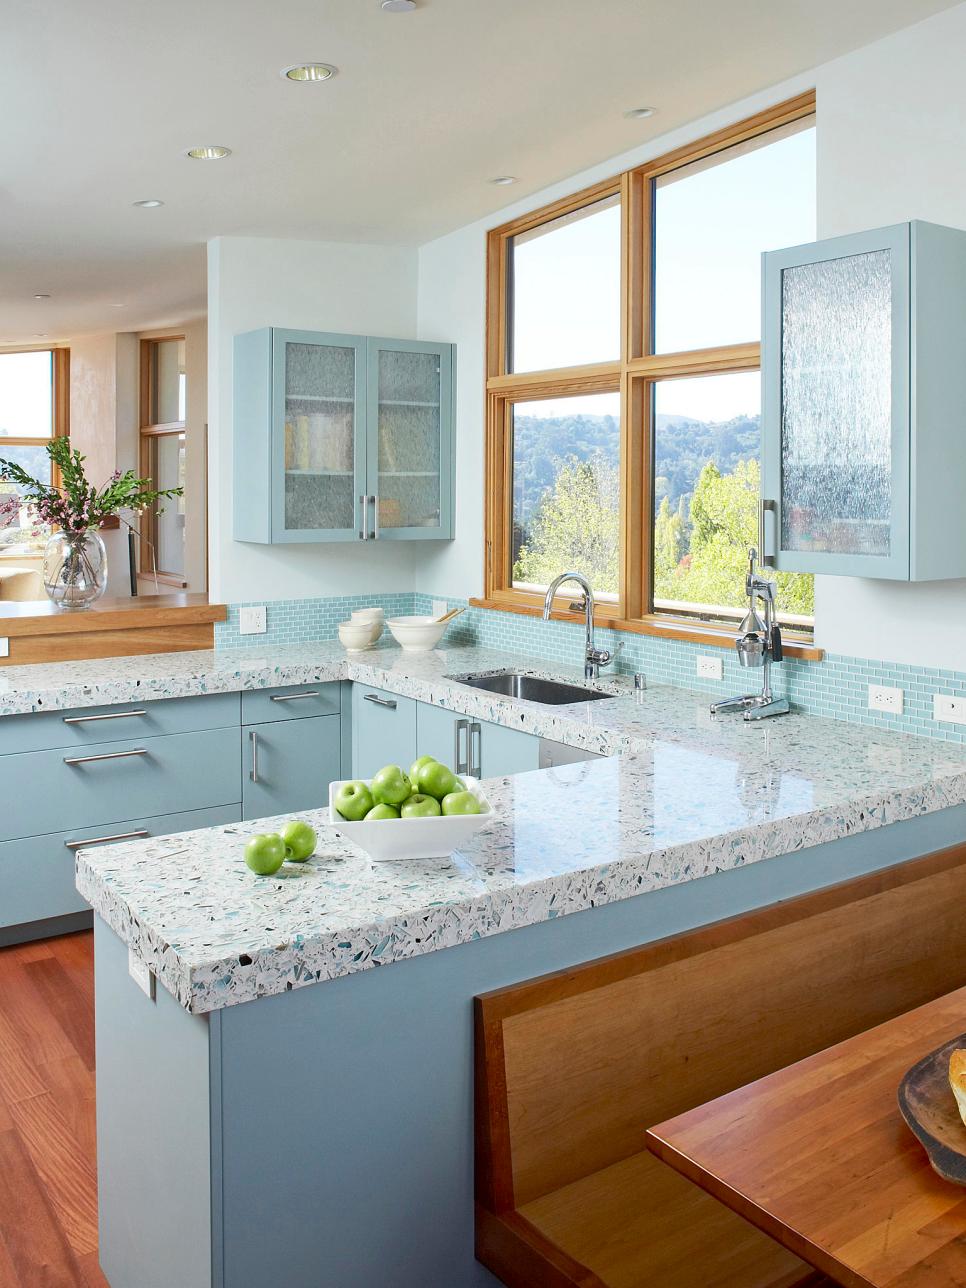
<box><xmin>542</xmin><ymin>571</ymin><xmax>612</xmax><ymax>681</ymax></box>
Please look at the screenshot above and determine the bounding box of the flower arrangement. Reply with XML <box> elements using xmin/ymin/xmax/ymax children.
<box><xmin>0</xmin><ymin>436</ymin><xmax>183</xmax><ymax>535</ymax></box>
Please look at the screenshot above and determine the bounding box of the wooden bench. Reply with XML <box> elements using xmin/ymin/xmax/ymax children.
<box><xmin>475</xmin><ymin>842</ymin><xmax>966</xmax><ymax>1288</ymax></box>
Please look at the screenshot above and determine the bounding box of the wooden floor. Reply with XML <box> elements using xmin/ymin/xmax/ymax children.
<box><xmin>0</xmin><ymin>932</ymin><xmax>108</xmax><ymax>1288</ymax></box>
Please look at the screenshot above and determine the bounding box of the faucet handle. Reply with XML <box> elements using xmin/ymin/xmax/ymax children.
<box><xmin>569</xmin><ymin>595</ymin><xmax>588</xmax><ymax>613</ymax></box>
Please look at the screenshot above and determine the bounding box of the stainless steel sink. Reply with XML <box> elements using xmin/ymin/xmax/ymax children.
<box><xmin>446</xmin><ymin>671</ymin><xmax>611</xmax><ymax>705</ymax></box>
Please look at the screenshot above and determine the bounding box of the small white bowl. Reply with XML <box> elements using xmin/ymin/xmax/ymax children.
<box><xmin>329</xmin><ymin>776</ymin><xmax>493</xmax><ymax>861</ymax></box>
<box><xmin>352</xmin><ymin>607</ymin><xmax>385</xmax><ymax>645</ymax></box>
<box><xmin>387</xmin><ymin>614</ymin><xmax>448</xmax><ymax>652</ymax></box>
<box><xmin>338</xmin><ymin>620</ymin><xmax>374</xmax><ymax>652</ymax></box>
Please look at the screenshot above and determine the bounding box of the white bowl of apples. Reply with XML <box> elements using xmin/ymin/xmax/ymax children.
<box><xmin>329</xmin><ymin>755</ymin><xmax>493</xmax><ymax>861</ymax></box>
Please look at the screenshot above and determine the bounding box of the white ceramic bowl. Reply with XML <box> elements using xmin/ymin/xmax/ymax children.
<box><xmin>338</xmin><ymin>620</ymin><xmax>374</xmax><ymax>652</ymax></box>
<box><xmin>387</xmin><ymin>614</ymin><xmax>448</xmax><ymax>652</ymax></box>
<box><xmin>329</xmin><ymin>776</ymin><xmax>493</xmax><ymax>861</ymax></box>
<box><xmin>351</xmin><ymin>607</ymin><xmax>385</xmax><ymax>645</ymax></box>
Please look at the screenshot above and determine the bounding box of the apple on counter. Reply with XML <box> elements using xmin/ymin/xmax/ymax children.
<box><xmin>244</xmin><ymin>820</ymin><xmax>319</xmax><ymax>876</ymax></box>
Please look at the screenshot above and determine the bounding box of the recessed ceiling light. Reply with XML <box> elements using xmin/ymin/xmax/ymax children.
<box><xmin>624</xmin><ymin>106</ymin><xmax>657</xmax><ymax>119</ymax></box>
<box><xmin>33</xmin><ymin>293</ymin><xmax>50</xmax><ymax>300</ymax></box>
<box><xmin>281</xmin><ymin>63</ymin><xmax>337</xmax><ymax>82</ymax></box>
<box><xmin>382</xmin><ymin>0</ymin><xmax>417</xmax><ymax>11</ymax></box>
<box><xmin>34</xmin><ymin>333</ymin><xmax>48</xmax><ymax>338</ymax></box>
<box><xmin>185</xmin><ymin>145</ymin><xmax>232</xmax><ymax>160</ymax></box>
<box><xmin>133</xmin><ymin>198</ymin><xmax>164</xmax><ymax>208</ymax></box>
<box><xmin>110</xmin><ymin>303</ymin><xmax>127</xmax><ymax>309</ymax></box>
<box><xmin>490</xmin><ymin>176</ymin><xmax>517</xmax><ymax>186</ymax></box>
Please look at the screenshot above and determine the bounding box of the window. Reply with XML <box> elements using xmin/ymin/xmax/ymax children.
<box><xmin>0</xmin><ymin>348</ymin><xmax>69</xmax><ymax>557</ymax></box>
<box><xmin>139</xmin><ymin>337</ymin><xmax>187</xmax><ymax>584</ymax></box>
<box><xmin>484</xmin><ymin>93</ymin><xmax>818</xmax><ymax>646</ymax></box>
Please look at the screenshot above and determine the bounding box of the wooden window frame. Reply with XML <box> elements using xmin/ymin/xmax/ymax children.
<box><xmin>478</xmin><ymin>90</ymin><xmax>823</xmax><ymax>660</ymax></box>
<box><xmin>138</xmin><ymin>336</ymin><xmax>188</xmax><ymax>587</ymax></box>
<box><xmin>0</xmin><ymin>347</ymin><xmax>70</xmax><ymax>560</ymax></box>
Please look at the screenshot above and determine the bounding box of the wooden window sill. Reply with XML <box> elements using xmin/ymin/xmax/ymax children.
<box><xmin>468</xmin><ymin>597</ymin><xmax>824</xmax><ymax>662</ymax></box>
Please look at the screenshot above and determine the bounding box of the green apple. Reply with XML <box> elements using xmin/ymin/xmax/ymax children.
<box><xmin>409</xmin><ymin>754</ymin><xmax>437</xmax><ymax>781</ymax></box>
<box><xmin>453</xmin><ymin>776</ymin><xmax>467</xmax><ymax>791</ymax></box>
<box><xmin>280</xmin><ymin>819</ymin><xmax>317</xmax><ymax>862</ymax></box>
<box><xmin>441</xmin><ymin>790</ymin><xmax>483</xmax><ymax>816</ymax></box>
<box><xmin>365</xmin><ymin>803</ymin><xmax>400</xmax><ymax>821</ymax></box>
<box><xmin>334</xmin><ymin>780</ymin><xmax>374</xmax><ymax>821</ymax></box>
<box><xmin>244</xmin><ymin>833</ymin><xmax>286</xmax><ymax>876</ymax></box>
<box><xmin>416</xmin><ymin>760</ymin><xmax>460</xmax><ymax>801</ymax></box>
<box><xmin>371</xmin><ymin>764</ymin><xmax>413</xmax><ymax>806</ymax></box>
<box><xmin>401</xmin><ymin>793</ymin><xmax>442</xmax><ymax>818</ymax></box>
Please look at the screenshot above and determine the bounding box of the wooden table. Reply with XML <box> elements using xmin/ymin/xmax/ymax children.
<box><xmin>646</xmin><ymin>986</ymin><xmax>966</xmax><ymax>1288</ymax></box>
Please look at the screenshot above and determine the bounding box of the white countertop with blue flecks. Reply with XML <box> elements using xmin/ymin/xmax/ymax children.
<box><xmin>34</xmin><ymin>638</ymin><xmax>966</xmax><ymax>1013</ymax></box>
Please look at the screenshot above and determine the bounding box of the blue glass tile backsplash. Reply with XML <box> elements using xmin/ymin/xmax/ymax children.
<box><xmin>216</xmin><ymin>592</ymin><xmax>966</xmax><ymax>744</ymax></box>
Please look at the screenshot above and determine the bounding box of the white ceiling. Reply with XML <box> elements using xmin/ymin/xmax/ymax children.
<box><xmin>0</xmin><ymin>0</ymin><xmax>958</xmax><ymax>345</ymax></box>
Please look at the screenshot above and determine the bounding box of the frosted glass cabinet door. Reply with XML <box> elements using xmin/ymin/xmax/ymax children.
<box><xmin>271</xmin><ymin>330</ymin><xmax>367</xmax><ymax>541</ymax></box>
<box><xmin>365</xmin><ymin>338</ymin><xmax>454</xmax><ymax>540</ymax></box>
<box><xmin>762</xmin><ymin>225</ymin><xmax>910</xmax><ymax>579</ymax></box>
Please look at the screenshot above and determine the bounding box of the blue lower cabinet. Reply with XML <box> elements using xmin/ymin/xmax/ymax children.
<box><xmin>415</xmin><ymin>702</ymin><xmax>540</xmax><ymax>779</ymax></box>
<box><xmin>242</xmin><ymin>715</ymin><xmax>342</xmax><ymax>820</ymax></box>
<box><xmin>0</xmin><ymin>805</ymin><xmax>241</xmax><ymax>942</ymax></box>
<box><xmin>351</xmin><ymin>685</ymin><xmax>417</xmax><ymax>779</ymax></box>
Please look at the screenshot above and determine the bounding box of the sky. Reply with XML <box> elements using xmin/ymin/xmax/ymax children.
<box><xmin>512</xmin><ymin>124</ymin><xmax>816</xmax><ymax>422</ymax></box>
<box><xmin>0</xmin><ymin>349</ymin><xmax>53</xmax><ymax>438</ymax></box>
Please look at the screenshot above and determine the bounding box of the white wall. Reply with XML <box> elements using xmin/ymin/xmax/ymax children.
<box><xmin>812</xmin><ymin>3</ymin><xmax>966</xmax><ymax>667</ymax></box>
<box><xmin>208</xmin><ymin>235</ymin><xmax>420</xmax><ymax>604</ymax></box>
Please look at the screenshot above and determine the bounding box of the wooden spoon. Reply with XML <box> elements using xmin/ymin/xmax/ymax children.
<box><xmin>436</xmin><ymin>606</ymin><xmax>465</xmax><ymax>624</ymax></box>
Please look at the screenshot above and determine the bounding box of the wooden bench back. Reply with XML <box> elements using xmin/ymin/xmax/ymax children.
<box><xmin>476</xmin><ymin>843</ymin><xmax>966</xmax><ymax>1209</ymax></box>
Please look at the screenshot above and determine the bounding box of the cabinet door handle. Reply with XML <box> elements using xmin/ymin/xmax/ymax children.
<box><xmin>270</xmin><ymin>691</ymin><xmax>320</xmax><ymax>703</ymax></box>
<box><xmin>363</xmin><ymin>693</ymin><xmax>397</xmax><ymax>710</ymax></box>
<box><xmin>62</xmin><ymin>709</ymin><xmax>148</xmax><ymax>725</ymax></box>
<box><xmin>65</xmin><ymin>829</ymin><xmax>150</xmax><ymax>851</ymax></box>
<box><xmin>371</xmin><ymin>493</ymin><xmax>379</xmax><ymax>541</ymax></box>
<box><xmin>359</xmin><ymin>495</ymin><xmax>369</xmax><ymax>541</ymax></box>
<box><xmin>249</xmin><ymin>729</ymin><xmax>259</xmax><ymax>782</ymax></box>
<box><xmin>469</xmin><ymin>722</ymin><xmax>482</xmax><ymax>779</ymax></box>
<box><xmin>63</xmin><ymin>748</ymin><xmax>148</xmax><ymax>766</ymax></box>
<box><xmin>454</xmin><ymin>719</ymin><xmax>469</xmax><ymax>775</ymax></box>
<box><xmin>759</xmin><ymin>498</ymin><xmax>778</xmax><ymax>566</ymax></box>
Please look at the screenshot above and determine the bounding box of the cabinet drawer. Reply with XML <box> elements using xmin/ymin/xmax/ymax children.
<box><xmin>0</xmin><ymin>692</ymin><xmax>241</xmax><ymax>757</ymax></box>
<box><xmin>352</xmin><ymin>685</ymin><xmax>417</xmax><ymax>780</ymax></box>
<box><xmin>243</xmin><ymin>715</ymin><xmax>342</xmax><ymax>820</ymax></box>
<box><xmin>0</xmin><ymin>804</ymin><xmax>242</xmax><ymax>932</ymax></box>
<box><xmin>3</xmin><ymin>726</ymin><xmax>242</xmax><ymax>840</ymax></box>
<box><xmin>241</xmin><ymin>683</ymin><xmax>340</xmax><ymax>726</ymax></box>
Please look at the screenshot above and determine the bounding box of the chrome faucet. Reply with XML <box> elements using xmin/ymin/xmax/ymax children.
<box><xmin>710</xmin><ymin>547</ymin><xmax>790</xmax><ymax>721</ymax></box>
<box><xmin>542</xmin><ymin>571</ymin><xmax>615</xmax><ymax>681</ymax></box>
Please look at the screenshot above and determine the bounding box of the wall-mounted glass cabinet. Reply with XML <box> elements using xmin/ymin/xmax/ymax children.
<box><xmin>762</xmin><ymin>220</ymin><xmax>966</xmax><ymax>580</ymax></box>
<box><xmin>233</xmin><ymin>329</ymin><xmax>454</xmax><ymax>543</ymax></box>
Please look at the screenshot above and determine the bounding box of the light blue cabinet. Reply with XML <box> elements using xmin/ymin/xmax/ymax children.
<box><xmin>762</xmin><ymin>220</ymin><xmax>966</xmax><ymax>580</ymax></box>
<box><xmin>234</xmin><ymin>329</ymin><xmax>455</xmax><ymax>545</ymax></box>
<box><xmin>242</xmin><ymin>715</ymin><xmax>342</xmax><ymax>820</ymax></box>
<box><xmin>415</xmin><ymin>702</ymin><xmax>540</xmax><ymax>779</ymax></box>
<box><xmin>351</xmin><ymin>684</ymin><xmax>418</xmax><ymax>779</ymax></box>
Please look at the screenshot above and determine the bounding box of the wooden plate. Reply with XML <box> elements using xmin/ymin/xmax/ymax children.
<box><xmin>898</xmin><ymin>1031</ymin><xmax>966</xmax><ymax>1184</ymax></box>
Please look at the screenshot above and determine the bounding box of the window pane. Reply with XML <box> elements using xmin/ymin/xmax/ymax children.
<box><xmin>652</xmin><ymin>372</ymin><xmax>813</xmax><ymax>622</ymax></box>
<box><xmin>0</xmin><ymin>350</ymin><xmax>53</xmax><ymax>438</ymax></box>
<box><xmin>155</xmin><ymin>433</ymin><xmax>186</xmax><ymax>576</ymax></box>
<box><xmin>511</xmin><ymin>392</ymin><xmax>620</xmax><ymax>597</ymax></box>
<box><xmin>510</xmin><ymin>195</ymin><xmax>620</xmax><ymax>373</ymax></box>
<box><xmin>0</xmin><ymin>442</ymin><xmax>51</xmax><ymax>553</ymax></box>
<box><xmin>153</xmin><ymin>339</ymin><xmax>186</xmax><ymax>425</ymax></box>
<box><xmin>653</xmin><ymin>122</ymin><xmax>816</xmax><ymax>353</ymax></box>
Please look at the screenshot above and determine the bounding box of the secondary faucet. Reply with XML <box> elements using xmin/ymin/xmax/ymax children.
<box><xmin>542</xmin><ymin>571</ymin><xmax>615</xmax><ymax>681</ymax></box>
<box><xmin>709</xmin><ymin>547</ymin><xmax>790</xmax><ymax>721</ymax></box>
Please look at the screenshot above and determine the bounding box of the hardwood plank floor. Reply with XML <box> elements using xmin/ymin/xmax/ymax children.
<box><xmin>0</xmin><ymin>933</ymin><xmax>108</xmax><ymax>1288</ymax></box>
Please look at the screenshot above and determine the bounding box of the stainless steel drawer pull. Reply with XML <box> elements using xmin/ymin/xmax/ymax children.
<box><xmin>63</xmin><ymin>748</ymin><xmax>149</xmax><ymax>766</ymax></box>
<box><xmin>270</xmin><ymin>691</ymin><xmax>321</xmax><ymax>702</ymax></box>
<box><xmin>65</xmin><ymin>829</ymin><xmax>150</xmax><ymax>851</ymax></box>
<box><xmin>363</xmin><ymin>694</ymin><xmax>397</xmax><ymax>710</ymax></box>
<box><xmin>250</xmin><ymin>729</ymin><xmax>259</xmax><ymax>782</ymax></box>
<box><xmin>455</xmin><ymin>719</ymin><xmax>469</xmax><ymax>775</ymax></box>
<box><xmin>469</xmin><ymin>722</ymin><xmax>482</xmax><ymax>779</ymax></box>
<box><xmin>62</xmin><ymin>709</ymin><xmax>148</xmax><ymax>725</ymax></box>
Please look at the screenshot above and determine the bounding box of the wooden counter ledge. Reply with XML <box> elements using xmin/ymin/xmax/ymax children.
<box><xmin>0</xmin><ymin>594</ymin><xmax>227</xmax><ymax>665</ymax></box>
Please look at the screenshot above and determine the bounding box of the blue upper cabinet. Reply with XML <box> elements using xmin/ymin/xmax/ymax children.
<box><xmin>761</xmin><ymin>221</ymin><xmax>966</xmax><ymax>580</ymax></box>
<box><xmin>233</xmin><ymin>329</ymin><xmax>455</xmax><ymax>544</ymax></box>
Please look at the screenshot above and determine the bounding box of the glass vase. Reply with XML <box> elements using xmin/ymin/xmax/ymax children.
<box><xmin>43</xmin><ymin>529</ymin><xmax>108</xmax><ymax>609</ymax></box>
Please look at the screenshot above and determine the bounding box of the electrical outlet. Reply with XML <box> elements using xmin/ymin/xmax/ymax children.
<box><xmin>934</xmin><ymin>693</ymin><xmax>966</xmax><ymax>724</ymax></box>
<box><xmin>868</xmin><ymin>683</ymin><xmax>903</xmax><ymax>715</ymax></box>
<box><xmin>0</xmin><ymin>637</ymin><xmax>8</xmax><ymax>659</ymax></box>
<box><xmin>696</xmin><ymin>655</ymin><xmax>723</xmax><ymax>681</ymax></box>
<box><xmin>432</xmin><ymin>599</ymin><xmax>448</xmax><ymax>619</ymax></box>
<box><xmin>239</xmin><ymin>605</ymin><xmax>267</xmax><ymax>635</ymax></box>
<box><xmin>128</xmin><ymin>947</ymin><xmax>156</xmax><ymax>1001</ymax></box>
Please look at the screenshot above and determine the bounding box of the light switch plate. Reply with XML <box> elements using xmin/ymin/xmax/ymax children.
<box><xmin>934</xmin><ymin>693</ymin><xmax>966</xmax><ymax>725</ymax></box>
<box><xmin>128</xmin><ymin>947</ymin><xmax>156</xmax><ymax>1000</ymax></box>
<box><xmin>868</xmin><ymin>683</ymin><xmax>903</xmax><ymax>714</ymax></box>
<box><xmin>0</xmin><ymin>637</ymin><xmax>8</xmax><ymax>658</ymax></box>
<box><xmin>432</xmin><ymin>599</ymin><xmax>448</xmax><ymax>619</ymax></box>
<box><xmin>239</xmin><ymin>605</ymin><xmax>267</xmax><ymax>635</ymax></box>
<box><xmin>696</xmin><ymin>655</ymin><xmax>723</xmax><ymax>681</ymax></box>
